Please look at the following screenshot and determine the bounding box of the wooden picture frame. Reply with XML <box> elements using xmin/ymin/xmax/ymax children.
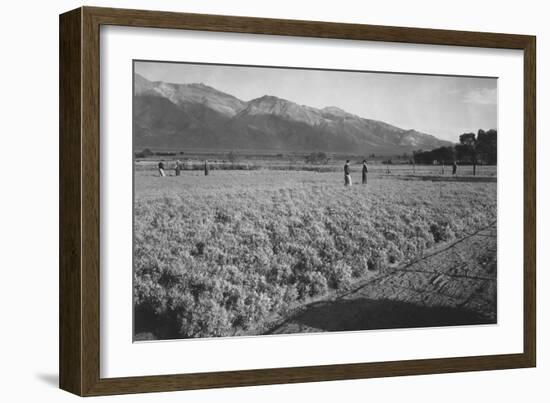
<box><xmin>59</xmin><ymin>6</ymin><xmax>536</xmax><ymax>396</ymax></box>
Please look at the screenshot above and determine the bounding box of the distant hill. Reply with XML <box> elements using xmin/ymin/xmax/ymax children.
<box><xmin>134</xmin><ymin>73</ymin><xmax>452</xmax><ymax>155</ymax></box>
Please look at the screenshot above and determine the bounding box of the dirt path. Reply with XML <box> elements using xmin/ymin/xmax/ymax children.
<box><xmin>266</xmin><ymin>223</ymin><xmax>497</xmax><ymax>335</ymax></box>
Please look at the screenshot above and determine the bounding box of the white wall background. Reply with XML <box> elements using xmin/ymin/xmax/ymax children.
<box><xmin>0</xmin><ymin>0</ymin><xmax>546</xmax><ymax>401</ymax></box>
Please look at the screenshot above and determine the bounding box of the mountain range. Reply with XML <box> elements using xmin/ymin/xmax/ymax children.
<box><xmin>134</xmin><ymin>73</ymin><xmax>452</xmax><ymax>155</ymax></box>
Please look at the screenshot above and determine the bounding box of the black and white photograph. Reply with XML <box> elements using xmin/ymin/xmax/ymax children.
<box><xmin>132</xmin><ymin>60</ymin><xmax>498</xmax><ymax>341</ymax></box>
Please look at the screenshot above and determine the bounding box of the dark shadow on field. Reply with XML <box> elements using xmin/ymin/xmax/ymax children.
<box><xmin>266</xmin><ymin>298</ymin><xmax>494</xmax><ymax>334</ymax></box>
<box><xmin>134</xmin><ymin>307</ymin><xmax>179</xmax><ymax>341</ymax></box>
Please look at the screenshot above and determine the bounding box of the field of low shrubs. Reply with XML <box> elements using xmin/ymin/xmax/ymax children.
<box><xmin>133</xmin><ymin>170</ymin><xmax>496</xmax><ymax>339</ymax></box>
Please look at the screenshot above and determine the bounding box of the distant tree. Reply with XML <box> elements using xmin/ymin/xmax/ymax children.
<box><xmin>135</xmin><ymin>148</ymin><xmax>154</xmax><ymax>159</ymax></box>
<box><xmin>413</xmin><ymin>129</ymin><xmax>496</xmax><ymax>175</ymax></box>
<box><xmin>227</xmin><ymin>151</ymin><xmax>238</xmax><ymax>163</ymax></box>
<box><xmin>305</xmin><ymin>152</ymin><xmax>329</xmax><ymax>164</ymax></box>
<box><xmin>476</xmin><ymin>129</ymin><xmax>497</xmax><ymax>165</ymax></box>
<box><xmin>455</xmin><ymin>130</ymin><xmax>497</xmax><ymax>172</ymax></box>
<box><xmin>431</xmin><ymin>146</ymin><xmax>455</xmax><ymax>164</ymax></box>
<box><xmin>459</xmin><ymin>132</ymin><xmax>477</xmax><ymax>148</ymax></box>
<box><xmin>456</xmin><ymin>132</ymin><xmax>479</xmax><ymax>175</ymax></box>
<box><xmin>412</xmin><ymin>150</ymin><xmax>423</xmax><ymax>164</ymax></box>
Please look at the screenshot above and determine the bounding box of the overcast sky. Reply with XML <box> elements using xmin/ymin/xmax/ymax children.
<box><xmin>135</xmin><ymin>61</ymin><xmax>497</xmax><ymax>142</ymax></box>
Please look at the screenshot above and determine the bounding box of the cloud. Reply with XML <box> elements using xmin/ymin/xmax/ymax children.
<box><xmin>461</xmin><ymin>87</ymin><xmax>497</xmax><ymax>105</ymax></box>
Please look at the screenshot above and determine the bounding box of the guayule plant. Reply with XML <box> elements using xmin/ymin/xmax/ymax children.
<box><xmin>134</xmin><ymin>171</ymin><xmax>496</xmax><ymax>339</ymax></box>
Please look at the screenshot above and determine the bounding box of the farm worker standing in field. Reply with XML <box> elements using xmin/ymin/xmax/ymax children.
<box><xmin>175</xmin><ymin>160</ymin><xmax>181</xmax><ymax>176</ymax></box>
<box><xmin>452</xmin><ymin>161</ymin><xmax>458</xmax><ymax>175</ymax></box>
<box><xmin>362</xmin><ymin>160</ymin><xmax>368</xmax><ymax>185</ymax></box>
<box><xmin>158</xmin><ymin>161</ymin><xmax>166</xmax><ymax>177</ymax></box>
<box><xmin>204</xmin><ymin>160</ymin><xmax>209</xmax><ymax>176</ymax></box>
<box><xmin>344</xmin><ymin>160</ymin><xmax>352</xmax><ymax>186</ymax></box>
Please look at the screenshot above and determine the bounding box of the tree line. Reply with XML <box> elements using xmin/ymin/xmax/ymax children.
<box><xmin>413</xmin><ymin>129</ymin><xmax>497</xmax><ymax>175</ymax></box>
